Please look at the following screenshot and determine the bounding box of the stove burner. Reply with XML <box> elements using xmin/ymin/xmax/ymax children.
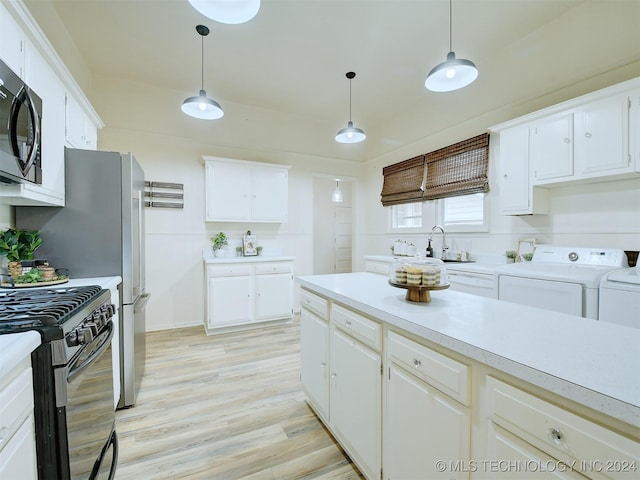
<box><xmin>0</xmin><ymin>285</ymin><xmax>103</xmax><ymax>329</ymax></box>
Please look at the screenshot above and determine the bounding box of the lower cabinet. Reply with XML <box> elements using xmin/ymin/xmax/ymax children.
<box><xmin>384</xmin><ymin>330</ymin><xmax>471</xmax><ymax>480</ymax></box>
<box><xmin>205</xmin><ymin>260</ymin><xmax>293</xmax><ymax>333</ymax></box>
<box><xmin>300</xmin><ymin>306</ymin><xmax>329</xmax><ymax>421</ymax></box>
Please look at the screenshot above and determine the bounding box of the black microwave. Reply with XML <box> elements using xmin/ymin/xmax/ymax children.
<box><xmin>0</xmin><ymin>58</ymin><xmax>42</xmax><ymax>185</ymax></box>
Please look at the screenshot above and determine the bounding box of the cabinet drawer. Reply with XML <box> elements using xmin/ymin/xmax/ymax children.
<box><xmin>255</xmin><ymin>263</ymin><xmax>292</xmax><ymax>275</ymax></box>
<box><xmin>331</xmin><ymin>304</ymin><xmax>381</xmax><ymax>351</ymax></box>
<box><xmin>388</xmin><ymin>331</ymin><xmax>469</xmax><ymax>406</ymax></box>
<box><xmin>300</xmin><ymin>289</ymin><xmax>328</xmax><ymax>320</ymax></box>
<box><xmin>0</xmin><ymin>367</ymin><xmax>34</xmax><ymax>454</ymax></box>
<box><xmin>487</xmin><ymin>376</ymin><xmax>640</xmax><ymax>479</ymax></box>
<box><xmin>365</xmin><ymin>261</ymin><xmax>389</xmax><ymax>275</ymax></box>
<box><xmin>208</xmin><ymin>264</ymin><xmax>252</xmax><ymax>277</ymax></box>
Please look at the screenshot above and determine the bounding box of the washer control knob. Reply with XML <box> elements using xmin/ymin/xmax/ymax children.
<box><xmin>568</xmin><ymin>251</ymin><xmax>579</xmax><ymax>262</ymax></box>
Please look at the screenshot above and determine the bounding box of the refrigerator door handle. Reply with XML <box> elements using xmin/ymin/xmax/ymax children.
<box><xmin>133</xmin><ymin>189</ymin><xmax>143</xmax><ymax>298</ymax></box>
<box><xmin>134</xmin><ymin>293</ymin><xmax>151</xmax><ymax>313</ymax></box>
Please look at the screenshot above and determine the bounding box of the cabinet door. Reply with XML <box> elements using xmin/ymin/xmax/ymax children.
<box><xmin>498</xmin><ymin>127</ymin><xmax>532</xmax><ymax>214</ymax></box>
<box><xmin>0</xmin><ymin>3</ymin><xmax>26</xmax><ymax>77</ymax></box>
<box><xmin>385</xmin><ymin>364</ymin><xmax>470</xmax><ymax>480</ymax></box>
<box><xmin>300</xmin><ymin>309</ymin><xmax>329</xmax><ymax>420</ymax></box>
<box><xmin>330</xmin><ymin>327</ymin><xmax>381</xmax><ymax>480</ymax></box>
<box><xmin>529</xmin><ymin>113</ymin><xmax>574</xmax><ymax>182</ymax></box>
<box><xmin>207</xmin><ymin>275</ymin><xmax>253</xmax><ymax>327</ymax></box>
<box><xmin>251</xmin><ymin>167</ymin><xmax>288</xmax><ymax>221</ymax></box>
<box><xmin>574</xmin><ymin>93</ymin><xmax>631</xmax><ymax>177</ymax></box>
<box><xmin>0</xmin><ymin>415</ymin><xmax>37</xmax><ymax>480</ymax></box>
<box><xmin>255</xmin><ymin>272</ymin><xmax>292</xmax><ymax>320</ymax></box>
<box><xmin>486</xmin><ymin>422</ymin><xmax>587</xmax><ymax>479</ymax></box>
<box><xmin>205</xmin><ymin>161</ymin><xmax>252</xmax><ymax>221</ymax></box>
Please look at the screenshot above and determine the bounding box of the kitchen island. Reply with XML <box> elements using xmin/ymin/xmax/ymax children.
<box><xmin>298</xmin><ymin>272</ymin><xmax>639</xmax><ymax>480</ymax></box>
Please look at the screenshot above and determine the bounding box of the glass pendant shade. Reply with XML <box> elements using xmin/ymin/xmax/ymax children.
<box><xmin>425</xmin><ymin>51</ymin><xmax>478</xmax><ymax>92</ymax></box>
<box><xmin>182</xmin><ymin>90</ymin><xmax>224</xmax><ymax>119</ymax></box>
<box><xmin>335</xmin><ymin>121</ymin><xmax>366</xmax><ymax>144</ymax></box>
<box><xmin>188</xmin><ymin>0</ymin><xmax>260</xmax><ymax>24</ymax></box>
<box><xmin>332</xmin><ymin>181</ymin><xmax>343</xmax><ymax>203</ymax></box>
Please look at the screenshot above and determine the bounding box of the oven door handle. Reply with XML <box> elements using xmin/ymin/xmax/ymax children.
<box><xmin>68</xmin><ymin>320</ymin><xmax>114</xmax><ymax>384</ymax></box>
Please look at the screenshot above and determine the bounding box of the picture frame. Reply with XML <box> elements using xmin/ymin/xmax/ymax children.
<box><xmin>516</xmin><ymin>238</ymin><xmax>537</xmax><ymax>262</ymax></box>
<box><xmin>243</xmin><ymin>234</ymin><xmax>257</xmax><ymax>256</ymax></box>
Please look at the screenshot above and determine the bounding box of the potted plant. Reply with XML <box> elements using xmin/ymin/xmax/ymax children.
<box><xmin>256</xmin><ymin>246</ymin><xmax>263</xmax><ymax>256</ymax></box>
<box><xmin>505</xmin><ymin>250</ymin><xmax>517</xmax><ymax>263</ymax></box>
<box><xmin>235</xmin><ymin>246</ymin><xmax>243</xmax><ymax>257</ymax></box>
<box><xmin>522</xmin><ymin>252</ymin><xmax>534</xmax><ymax>262</ymax></box>
<box><xmin>211</xmin><ymin>232</ymin><xmax>228</xmax><ymax>257</ymax></box>
<box><xmin>0</xmin><ymin>228</ymin><xmax>43</xmax><ymax>277</ymax></box>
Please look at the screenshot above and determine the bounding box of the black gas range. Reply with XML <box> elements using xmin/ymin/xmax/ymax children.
<box><xmin>0</xmin><ymin>285</ymin><xmax>118</xmax><ymax>480</ymax></box>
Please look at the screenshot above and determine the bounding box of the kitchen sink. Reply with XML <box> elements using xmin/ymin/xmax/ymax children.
<box><xmin>442</xmin><ymin>259</ymin><xmax>475</xmax><ymax>263</ymax></box>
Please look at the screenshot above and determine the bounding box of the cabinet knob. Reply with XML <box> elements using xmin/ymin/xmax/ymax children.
<box><xmin>345</xmin><ymin>320</ymin><xmax>352</xmax><ymax>327</ymax></box>
<box><xmin>412</xmin><ymin>358</ymin><xmax>422</xmax><ymax>368</ymax></box>
<box><xmin>548</xmin><ymin>427</ymin><xmax>563</xmax><ymax>443</ymax></box>
<box><xmin>584</xmin><ymin>132</ymin><xmax>592</xmax><ymax>138</ymax></box>
<box><xmin>503</xmin><ymin>174</ymin><xmax>508</xmax><ymax>179</ymax></box>
<box><xmin>564</xmin><ymin>137</ymin><xmax>571</xmax><ymax>143</ymax></box>
<box><xmin>320</xmin><ymin>361</ymin><xmax>326</xmax><ymax>367</ymax></box>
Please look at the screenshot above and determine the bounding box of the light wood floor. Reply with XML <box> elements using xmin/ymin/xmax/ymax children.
<box><xmin>114</xmin><ymin>319</ymin><xmax>364</xmax><ymax>480</ymax></box>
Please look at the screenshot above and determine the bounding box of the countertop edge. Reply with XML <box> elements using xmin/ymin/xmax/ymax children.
<box><xmin>0</xmin><ymin>331</ymin><xmax>41</xmax><ymax>381</ymax></box>
<box><xmin>297</xmin><ymin>274</ymin><xmax>640</xmax><ymax>428</ymax></box>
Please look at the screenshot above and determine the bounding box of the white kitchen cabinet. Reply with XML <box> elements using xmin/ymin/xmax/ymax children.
<box><xmin>487</xmin><ymin>422</ymin><xmax>588</xmax><ymax>479</ymax></box>
<box><xmin>330</xmin><ymin>311</ymin><xmax>382</xmax><ymax>480</ymax></box>
<box><xmin>204</xmin><ymin>157</ymin><xmax>290</xmax><ymax>223</ymax></box>
<box><xmin>529</xmin><ymin>112</ymin><xmax>574</xmax><ymax>182</ymax></box>
<box><xmin>486</xmin><ymin>376</ymin><xmax>639</xmax><ymax>480</ymax></box>
<box><xmin>205</xmin><ymin>260</ymin><xmax>293</xmax><ymax>333</ymax></box>
<box><xmin>384</xmin><ymin>330</ymin><xmax>470</xmax><ymax>480</ymax></box>
<box><xmin>0</xmin><ymin>1</ymin><xmax>26</xmax><ymax>77</ymax></box>
<box><xmin>573</xmin><ymin>92</ymin><xmax>632</xmax><ymax>178</ymax></box>
<box><xmin>0</xmin><ymin>356</ymin><xmax>37</xmax><ymax>480</ymax></box>
<box><xmin>65</xmin><ymin>92</ymin><xmax>98</xmax><ymax>149</ymax></box>
<box><xmin>300</xmin><ymin>290</ymin><xmax>329</xmax><ymax>421</ymax></box>
<box><xmin>495</xmin><ymin>125</ymin><xmax>549</xmax><ymax>215</ymax></box>
<box><xmin>364</xmin><ymin>260</ymin><xmax>391</xmax><ymax>275</ymax></box>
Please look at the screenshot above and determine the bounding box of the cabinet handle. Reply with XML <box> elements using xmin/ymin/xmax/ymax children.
<box><xmin>345</xmin><ymin>320</ymin><xmax>352</xmax><ymax>327</ymax></box>
<box><xmin>412</xmin><ymin>358</ymin><xmax>422</xmax><ymax>368</ymax></box>
<box><xmin>584</xmin><ymin>132</ymin><xmax>592</xmax><ymax>138</ymax></box>
<box><xmin>320</xmin><ymin>361</ymin><xmax>326</xmax><ymax>367</ymax></box>
<box><xmin>564</xmin><ymin>137</ymin><xmax>571</xmax><ymax>143</ymax></box>
<box><xmin>548</xmin><ymin>427</ymin><xmax>563</xmax><ymax>443</ymax></box>
<box><xmin>503</xmin><ymin>174</ymin><xmax>508</xmax><ymax>179</ymax></box>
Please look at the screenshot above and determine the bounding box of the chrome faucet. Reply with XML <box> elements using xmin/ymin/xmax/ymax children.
<box><xmin>428</xmin><ymin>225</ymin><xmax>449</xmax><ymax>260</ymax></box>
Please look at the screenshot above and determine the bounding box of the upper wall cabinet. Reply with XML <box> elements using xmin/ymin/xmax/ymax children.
<box><xmin>65</xmin><ymin>92</ymin><xmax>98</xmax><ymax>150</ymax></box>
<box><xmin>204</xmin><ymin>157</ymin><xmax>290</xmax><ymax>223</ymax></box>
<box><xmin>0</xmin><ymin>2</ymin><xmax>26</xmax><ymax>77</ymax></box>
<box><xmin>491</xmin><ymin>77</ymin><xmax>639</xmax><ymax>215</ymax></box>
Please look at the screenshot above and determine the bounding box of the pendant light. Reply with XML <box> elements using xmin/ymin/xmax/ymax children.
<box><xmin>424</xmin><ymin>0</ymin><xmax>478</xmax><ymax>92</ymax></box>
<box><xmin>332</xmin><ymin>180</ymin><xmax>344</xmax><ymax>203</ymax></box>
<box><xmin>188</xmin><ymin>0</ymin><xmax>260</xmax><ymax>25</ymax></box>
<box><xmin>181</xmin><ymin>25</ymin><xmax>224</xmax><ymax>120</ymax></box>
<box><xmin>335</xmin><ymin>72</ymin><xmax>366</xmax><ymax>144</ymax></box>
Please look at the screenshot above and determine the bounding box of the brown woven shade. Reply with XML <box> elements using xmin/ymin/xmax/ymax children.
<box><xmin>380</xmin><ymin>133</ymin><xmax>490</xmax><ymax>206</ymax></box>
<box><xmin>423</xmin><ymin>133</ymin><xmax>490</xmax><ymax>201</ymax></box>
<box><xmin>380</xmin><ymin>155</ymin><xmax>426</xmax><ymax>207</ymax></box>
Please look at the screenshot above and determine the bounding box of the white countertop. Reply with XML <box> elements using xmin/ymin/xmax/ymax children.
<box><xmin>0</xmin><ymin>331</ymin><xmax>41</xmax><ymax>381</ymax></box>
<box><xmin>297</xmin><ymin>272</ymin><xmax>640</xmax><ymax>427</ymax></box>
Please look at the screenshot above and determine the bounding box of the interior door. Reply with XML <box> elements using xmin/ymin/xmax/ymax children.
<box><xmin>334</xmin><ymin>205</ymin><xmax>352</xmax><ymax>273</ymax></box>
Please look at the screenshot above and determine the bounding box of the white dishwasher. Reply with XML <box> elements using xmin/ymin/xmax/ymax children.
<box><xmin>494</xmin><ymin>245</ymin><xmax>629</xmax><ymax>319</ymax></box>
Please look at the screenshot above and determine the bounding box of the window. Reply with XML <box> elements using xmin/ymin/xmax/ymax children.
<box><xmin>441</xmin><ymin>193</ymin><xmax>488</xmax><ymax>232</ymax></box>
<box><xmin>391</xmin><ymin>202</ymin><xmax>423</xmax><ymax>229</ymax></box>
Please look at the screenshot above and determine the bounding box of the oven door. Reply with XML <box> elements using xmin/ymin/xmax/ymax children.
<box><xmin>61</xmin><ymin>320</ymin><xmax>118</xmax><ymax>480</ymax></box>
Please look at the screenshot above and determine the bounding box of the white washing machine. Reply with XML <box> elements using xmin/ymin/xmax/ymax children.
<box><xmin>494</xmin><ymin>245</ymin><xmax>629</xmax><ymax>319</ymax></box>
<box><xmin>599</xmin><ymin>264</ymin><xmax>640</xmax><ymax>328</ymax></box>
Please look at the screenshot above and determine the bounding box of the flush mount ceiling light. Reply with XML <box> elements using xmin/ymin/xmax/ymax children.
<box><xmin>424</xmin><ymin>0</ymin><xmax>478</xmax><ymax>92</ymax></box>
<box><xmin>335</xmin><ymin>72</ymin><xmax>366</xmax><ymax>144</ymax></box>
<box><xmin>188</xmin><ymin>0</ymin><xmax>260</xmax><ymax>24</ymax></box>
<box><xmin>181</xmin><ymin>24</ymin><xmax>224</xmax><ymax>120</ymax></box>
<box><xmin>332</xmin><ymin>180</ymin><xmax>344</xmax><ymax>203</ymax></box>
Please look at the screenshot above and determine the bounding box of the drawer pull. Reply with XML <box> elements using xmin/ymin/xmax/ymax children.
<box><xmin>345</xmin><ymin>320</ymin><xmax>352</xmax><ymax>327</ymax></box>
<box><xmin>549</xmin><ymin>427</ymin><xmax>563</xmax><ymax>443</ymax></box>
<box><xmin>413</xmin><ymin>358</ymin><xmax>422</xmax><ymax>368</ymax></box>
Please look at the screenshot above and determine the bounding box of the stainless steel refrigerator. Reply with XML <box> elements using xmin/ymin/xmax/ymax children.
<box><xmin>17</xmin><ymin>147</ymin><xmax>150</xmax><ymax>409</ymax></box>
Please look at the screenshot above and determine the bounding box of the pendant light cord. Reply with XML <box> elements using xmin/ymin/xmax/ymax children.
<box><xmin>449</xmin><ymin>0</ymin><xmax>452</xmax><ymax>52</ymax></box>
<box><xmin>201</xmin><ymin>33</ymin><xmax>205</xmax><ymax>90</ymax></box>
<box><xmin>348</xmin><ymin>78</ymin><xmax>352</xmax><ymax>122</ymax></box>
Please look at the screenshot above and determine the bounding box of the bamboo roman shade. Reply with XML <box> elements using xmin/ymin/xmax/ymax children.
<box><xmin>380</xmin><ymin>155</ymin><xmax>426</xmax><ymax>207</ymax></box>
<box><xmin>380</xmin><ymin>133</ymin><xmax>490</xmax><ymax>206</ymax></box>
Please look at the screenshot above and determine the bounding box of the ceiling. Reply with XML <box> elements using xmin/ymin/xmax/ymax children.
<box><xmin>24</xmin><ymin>0</ymin><xmax>606</xmax><ymax>161</ymax></box>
